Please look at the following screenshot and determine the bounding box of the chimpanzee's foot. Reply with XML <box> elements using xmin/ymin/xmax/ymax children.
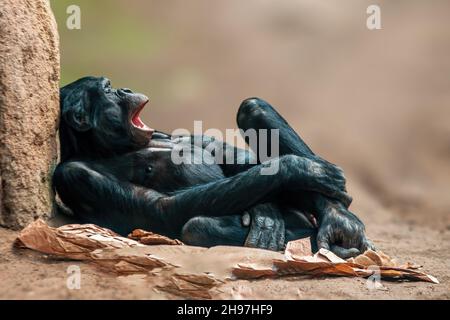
<box><xmin>181</xmin><ymin>204</ymin><xmax>286</xmax><ymax>251</ymax></box>
<box><xmin>316</xmin><ymin>199</ymin><xmax>375</xmax><ymax>259</ymax></box>
<box><xmin>181</xmin><ymin>215</ymin><xmax>248</xmax><ymax>248</ymax></box>
<box><xmin>243</xmin><ymin>203</ymin><xmax>286</xmax><ymax>251</ymax></box>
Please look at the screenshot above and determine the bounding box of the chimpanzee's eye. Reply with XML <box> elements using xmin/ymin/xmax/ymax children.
<box><xmin>104</xmin><ymin>80</ymin><xmax>112</xmax><ymax>94</ymax></box>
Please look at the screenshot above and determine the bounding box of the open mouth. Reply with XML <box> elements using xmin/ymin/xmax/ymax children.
<box><xmin>131</xmin><ymin>100</ymin><xmax>154</xmax><ymax>133</ymax></box>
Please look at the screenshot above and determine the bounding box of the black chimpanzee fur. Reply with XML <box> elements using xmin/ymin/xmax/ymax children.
<box><xmin>53</xmin><ymin>76</ymin><xmax>374</xmax><ymax>258</ymax></box>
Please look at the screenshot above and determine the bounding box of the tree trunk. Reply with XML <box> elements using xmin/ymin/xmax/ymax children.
<box><xmin>0</xmin><ymin>0</ymin><xmax>60</xmax><ymax>229</ymax></box>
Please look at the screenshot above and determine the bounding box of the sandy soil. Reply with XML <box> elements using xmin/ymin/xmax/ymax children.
<box><xmin>1</xmin><ymin>0</ymin><xmax>449</xmax><ymax>299</ymax></box>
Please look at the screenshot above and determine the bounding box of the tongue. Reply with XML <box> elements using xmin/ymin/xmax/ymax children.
<box><xmin>132</xmin><ymin>112</ymin><xmax>153</xmax><ymax>131</ymax></box>
<box><xmin>132</xmin><ymin>114</ymin><xmax>145</xmax><ymax>128</ymax></box>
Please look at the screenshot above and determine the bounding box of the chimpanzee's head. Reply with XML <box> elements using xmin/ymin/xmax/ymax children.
<box><xmin>59</xmin><ymin>76</ymin><xmax>154</xmax><ymax>161</ymax></box>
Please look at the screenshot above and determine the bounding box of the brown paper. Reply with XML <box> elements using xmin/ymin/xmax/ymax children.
<box><xmin>284</xmin><ymin>237</ymin><xmax>312</xmax><ymax>260</ymax></box>
<box><xmin>16</xmin><ymin>219</ymin><xmax>144</xmax><ymax>260</ymax></box>
<box><xmin>16</xmin><ymin>219</ymin><xmax>439</xmax><ymax>299</ymax></box>
<box><xmin>128</xmin><ymin>229</ymin><xmax>183</xmax><ymax>246</ymax></box>
<box><xmin>234</xmin><ymin>239</ymin><xmax>439</xmax><ymax>284</ymax></box>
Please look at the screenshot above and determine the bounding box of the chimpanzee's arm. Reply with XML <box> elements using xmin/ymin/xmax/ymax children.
<box><xmin>53</xmin><ymin>161</ymin><xmax>166</xmax><ymax>235</ymax></box>
<box><xmin>53</xmin><ymin>154</ymin><xmax>348</xmax><ymax>237</ymax></box>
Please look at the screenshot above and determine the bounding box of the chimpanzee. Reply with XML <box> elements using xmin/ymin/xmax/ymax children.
<box><xmin>53</xmin><ymin>76</ymin><xmax>374</xmax><ymax>258</ymax></box>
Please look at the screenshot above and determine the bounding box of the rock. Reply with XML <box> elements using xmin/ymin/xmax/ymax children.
<box><xmin>0</xmin><ymin>0</ymin><xmax>60</xmax><ymax>229</ymax></box>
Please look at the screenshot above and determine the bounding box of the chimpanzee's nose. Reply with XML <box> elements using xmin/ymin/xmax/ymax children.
<box><xmin>117</xmin><ymin>88</ymin><xmax>133</xmax><ymax>96</ymax></box>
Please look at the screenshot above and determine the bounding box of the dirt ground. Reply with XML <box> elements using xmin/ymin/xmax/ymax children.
<box><xmin>1</xmin><ymin>0</ymin><xmax>449</xmax><ymax>299</ymax></box>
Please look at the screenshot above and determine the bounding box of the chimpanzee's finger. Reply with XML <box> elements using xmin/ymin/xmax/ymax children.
<box><xmin>248</xmin><ymin>221</ymin><xmax>274</xmax><ymax>249</ymax></box>
<box><xmin>360</xmin><ymin>237</ymin><xmax>376</xmax><ymax>253</ymax></box>
<box><xmin>341</xmin><ymin>229</ymin><xmax>360</xmax><ymax>249</ymax></box>
<box><xmin>339</xmin><ymin>223</ymin><xmax>373</xmax><ymax>254</ymax></box>
<box><xmin>258</xmin><ymin>223</ymin><xmax>273</xmax><ymax>249</ymax></box>
<box><xmin>277</xmin><ymin>228</ymin><xmax>286</xmax><ymax>252</ymax></box>
<box><xmin>244</xmin><ymin>216</ymin><xmax>264</xmax><ymax>248</ymax></box>
<box><xmin>255</xmin><ymin>230</ymin><xmax>268</xmax><ymax>249</ymax></box>
<box><xmin>267</xmin><ymin>233</ymin><xmax>279</xmax><ymax>251</ymax></box>
<box><xmin>260</xmin><ymin>218</ymin><xmax>284</xmax><ymax>251</ymax></box>
<box><xmin>316</xmin><ymin>227</ymin><xmax>332</xmax><ymax>251</ymax></box>
<box><xmin>244</xmin><ymin>228</ymin><xmax>262</xmax><ymax>248</ymax></box>
<box><xmin>271</xmin><ymin>216</ymin><xmax>285</xmax><ymax>251</ymax></box>
<box><xmin>330</xmin><ymin>245</ymin><xmax>360</xmax><ymax>259</ymax></box>
<box><xmin>247</xmin><ymin>214</ymin><xmax>268</xmax><ymax>248</ymax></box>
<box><xmin>257</xmin><ymin>229</ymin><xmax>278</xmax><ymax>250</ymax></box>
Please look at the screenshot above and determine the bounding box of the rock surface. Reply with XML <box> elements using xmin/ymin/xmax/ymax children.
<box><xmin>0</xmin><ymin>0</ymin><xmax>60</xmax><ymax>229</ymax></box>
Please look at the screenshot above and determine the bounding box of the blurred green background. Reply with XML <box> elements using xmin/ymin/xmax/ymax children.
<box><xmin>52</xmin><ymin>0</ymin><xmax>169</xmax><ymax>91</ymax></box>
<box><xmin>50</xmin><ymin>0</ymin><xmax>450</xmax><ymax>227</ymax></box>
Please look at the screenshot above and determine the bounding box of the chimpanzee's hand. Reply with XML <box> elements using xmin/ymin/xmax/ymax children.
<box><xmin>297</xmin><ymin>156</ymin><xmax>353</xmax><ymax>208</ymax></box>
<box><xmin>243</xmin><ymin>205</ymin><xmax>285</xmax><ymax>251</ymax></box>
<box><xmin>316</xmin><ymin>201</ymin><xmax>375</xmax><ymax>259</ymax></box>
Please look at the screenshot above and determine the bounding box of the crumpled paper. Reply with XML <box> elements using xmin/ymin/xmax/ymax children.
<box><xmin>128</xmin><ymin>229</ymin><xmax>184</xmax><ymax>246</ymax></box>
<box><xmin>233</xmin><ymin>238</ymin><xmax>439</xmax><ymax>283</ymax></box>
<box><xmin>16</xmin><ymin>219</ymin><xmax>438</xmax><ymax>298</ymax></box>
<box><xmin>16</xmin><ymin>220</ymin><xmax>144</xmax><ymax>260</ymax></box>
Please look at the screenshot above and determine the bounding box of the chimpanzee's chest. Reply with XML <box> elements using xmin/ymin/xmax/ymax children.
<box><xmin>128</xmin><ymin>137</ymin><xmax>225</xmax><ymax>193</ymax></box>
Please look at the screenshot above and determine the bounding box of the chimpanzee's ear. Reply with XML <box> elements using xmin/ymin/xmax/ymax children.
<box><xmin>62</xmin><ymin>99</ymin><xmax>92</xmax><ymax>132</ymax></box>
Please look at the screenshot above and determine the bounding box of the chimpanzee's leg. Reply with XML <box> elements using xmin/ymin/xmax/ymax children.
<box><xmin>181</xmin><ymin>215</ymin><xmax>247</xmax><ymax>247</ymax></box>
<box><xmin>237</xmin><ymin>98</ymin><xmax>316</xmax><ymax>159</ymax></box>
<box><xmin>181</xmin><ymin>203</ymin><xmax>316</xmax><ymax>250</ymax></box>
<box><xmin>237</xmin><ymin>98</ymin><xmax>374</xmax><ymax>258</ymax></box>
<box><xmin>236</xmin><ymin>98</ymin><xmax>349</xmax><ymax>210</ymax></box>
